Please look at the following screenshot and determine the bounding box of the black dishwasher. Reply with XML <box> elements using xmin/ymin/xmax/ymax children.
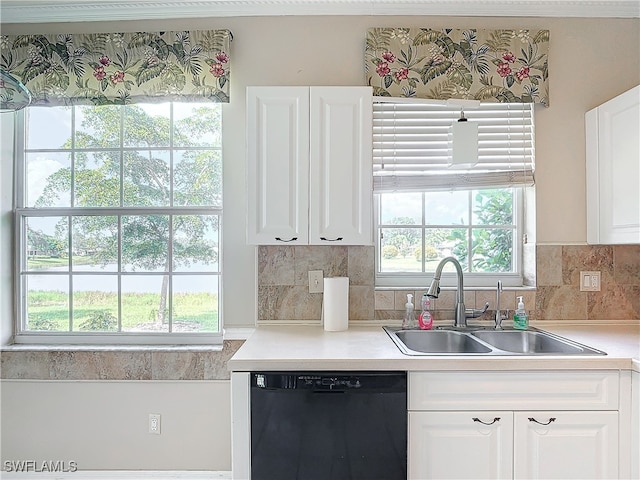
<box><xmin>250</xmin><ymin>371</ymin><xmax>407</xmax><ymax>480</ymax></box>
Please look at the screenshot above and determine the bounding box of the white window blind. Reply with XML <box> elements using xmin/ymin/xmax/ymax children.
<box><xmin>373</xmin><ymin>100</ymin><xmax>535</xmax><ymax>192</ymax></box>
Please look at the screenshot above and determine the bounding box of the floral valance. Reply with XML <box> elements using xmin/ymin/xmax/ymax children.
<box><xmin>0</xmin><ymin>29</ymin><xmax>232</xmax><ymax>107</ymax></box>
<box><xmin>366</xmin><ymin>28</ymin><xmax>549</xmax><ymax>106</ymax></box>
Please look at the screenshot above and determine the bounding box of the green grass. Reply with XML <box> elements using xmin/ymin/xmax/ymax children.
<box><xmin>380</xmin><ymin>256</ymin><xmax>447</xmax><ymax>272</ymax></box>
<box><xmin>27</xmin><ymin>290</ymin><xmax>219</xmax><ymax>333</ymax></box>
<box><xmin>27</xmin><ymin>256</ymin><xmax>96</xmax><ymax>269</ymax></box>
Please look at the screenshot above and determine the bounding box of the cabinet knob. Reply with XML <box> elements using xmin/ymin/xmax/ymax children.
<box><xmin>472</xmin><ymin>417</ymin><xmax>500</xmax><ymax>425</ymax></box>
<box><xmin>528</xmin><ymin>417</ymin><xmax>556</xmax><ymax>426</ymax></box>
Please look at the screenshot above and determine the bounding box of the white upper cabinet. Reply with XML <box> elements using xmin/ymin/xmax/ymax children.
<box><xmin>247</xmin><ymin>86</ymin><xmax>373</xmax><ymax>245</ymax></box>
<box><xmin>309</xmin><ymin>87</ymin><xmax>373</xmax><ymax>244</ymax></box>
<box><xmin>586</xmin><ymin>85</ymin><xmax>640</xmax><ymax>244</ymax></box>
<box><xmin>247</xmin><ymin>87</ymin><xmax>310</xmax><ymax>244</ymax></box>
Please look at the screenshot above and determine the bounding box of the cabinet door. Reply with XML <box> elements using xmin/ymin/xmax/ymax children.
<box><xmin>514</xmin><ymin>411</ymin><xmax>619</xmax><ymax>479</ymax></box>
<box><xmin>586</xmin><ymin>85</ymin><xmax>640</xmax><ymax>244</ymax></box>
<box><xmin>247</xmin><ymin>86</ymin><xmax>309</xmax><ymax>244</ymax></box>
<box><xmin>309</xmin><ymin>86</ymin><xmax>373</xmax><ymax>245</ymax></box>
<box><xmin>408</xmin><ymin>411</ymin><xmax>513</xmax><ymax>480</ymax></box>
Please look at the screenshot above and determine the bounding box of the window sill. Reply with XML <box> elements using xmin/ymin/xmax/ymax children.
<box><xmin>1</xmin><ymin>328</ymin><xmax>254</xmax><ymax>352</ymax></box>
<box><xmin>0</xmin><ymin>343</ymin><xmax>224</xmax><ymax>352</ymax></box>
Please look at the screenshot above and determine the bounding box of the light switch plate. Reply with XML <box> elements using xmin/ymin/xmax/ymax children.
<box><xmin>309</xmin><ymin>270</ymin><xmax>324</xmax><ymax>293</ymax></box>
<box><xmin>580</xmin><ymin>271</ymin><xmax>601</xmax><ymax>291</ymax></box>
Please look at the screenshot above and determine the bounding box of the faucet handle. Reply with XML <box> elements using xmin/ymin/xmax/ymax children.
<box><xmin>466</xmin><ymin>302</ymin><xmax>489</xmax><ymax>319</ymax></box>
<box><xmin>495</xmin><ymin>309</ymin><xmax>509</xmax><ymax>330</ymax></box>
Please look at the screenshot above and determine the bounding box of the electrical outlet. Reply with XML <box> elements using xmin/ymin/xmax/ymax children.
<box><xmin>149</xmin><ymin>413</ymin><xmax>161</xmax><ymax>434</ymax></box>
<box><xmin>580</xmin><ymin>271</ymin><xmax>601</xmax><ymax>292</ymax></box>
<box><xmin>309</xmin><ymin>270</ymin><xmax>324</xmax><ymax>293</ymax></box>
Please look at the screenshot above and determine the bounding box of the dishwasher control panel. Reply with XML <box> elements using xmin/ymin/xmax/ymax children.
<box><xmin>251</xmin><ymin>371</ymin><xmax>406</xmax><ymax>392</ymax></box>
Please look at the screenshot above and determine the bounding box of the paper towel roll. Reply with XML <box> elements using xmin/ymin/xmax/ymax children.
<box><xmin>322</xmin><ymin>277</ymin><xmax>349</xmax><ymax>332</ymax></box>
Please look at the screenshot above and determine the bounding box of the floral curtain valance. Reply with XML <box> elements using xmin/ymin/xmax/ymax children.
<box><xmin>0</xmin><ymin>29</ymin><xmax>232</xmax><ymax>107</ymax></box>
<box><xmin>366</xmin><ymin>28</ymin><xmax>549</xmax><ymax>106</ymax></box>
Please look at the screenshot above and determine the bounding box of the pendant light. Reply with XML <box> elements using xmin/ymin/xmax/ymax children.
<box><xmin>1</xmin><ymin>69</ymin><xmax>31</xmax><ymax>113</ymax></box>
<box><xmin>448</xmin><ymin>107</ymin><xmax>478</xmax><ymax>168</ymax></box>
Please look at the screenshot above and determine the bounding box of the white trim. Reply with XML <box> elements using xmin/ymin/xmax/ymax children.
<box><xmin>230</xmin><ymin>372</ymin><xmax>251</xmax><ymax>480</ymax></box>
<box><xmin>14</xmin><ymin>104</ymin><xmax>224</xmax><ymax>344</ymax></box>
<box><xmin>0</xmin><ymin>472</ymin><xmax>231</xmax><ymax>479</ymax></box>
<box><xmin>223</xmin><ymin>326</ymin><xmax>254</xmax><ymax>339</ymax></box>
<box><xmin>0</xmin><ymin>0</ymin><xmax>638</xmax><ymax>24</ymax></box>
<box><xmin>374</xmin><ymin>188</ymin><xmax>525</xmax><ymax>289</ymax></box>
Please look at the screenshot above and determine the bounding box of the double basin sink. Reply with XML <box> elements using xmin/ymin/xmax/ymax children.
<box><xmin>383</xmin><ymin>326</ymin><xmax>606</xmax><ymax>356</ymax></box>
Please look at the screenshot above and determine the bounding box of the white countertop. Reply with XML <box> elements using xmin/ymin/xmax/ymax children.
<box><xmin>228</xmin><ymin>323</ymin><xmax>640</xmax><ymax>373</ymax></box>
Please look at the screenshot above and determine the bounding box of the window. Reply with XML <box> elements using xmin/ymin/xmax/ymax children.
<box><xmin>15</xmin><ymin>102</ymin><xmax>222</xmax><ymax>344</ymax></box>
<box><xmin>373</xmin><ymin>100</ymin><xmax>534</xmax><ymax>288</ymax></box>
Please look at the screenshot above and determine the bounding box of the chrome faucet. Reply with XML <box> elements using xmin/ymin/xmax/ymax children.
<box><xmin>495</xmin><ymin>280</ymin><xmax>508</xmax><ymax>330</ymax></box>
<box><xmin>426</xmin><ymin>256</ymin><xmax>488</xmax><ymax>329</ymax></box>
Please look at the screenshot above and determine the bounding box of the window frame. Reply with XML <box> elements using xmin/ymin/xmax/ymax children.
<box><xmin>374</xmin><ymin>188</ymin><xmax>525</xmax><ymax>289</ymax></box>
<box><xmin>12</xmin><ymin>104</ymin><xmax>223</xmax><ymax>345</ymax></box>
<box><xmin>372</xmin><ymin>98</ymin><xmax>532</xmax><ymax>289</ymax></box>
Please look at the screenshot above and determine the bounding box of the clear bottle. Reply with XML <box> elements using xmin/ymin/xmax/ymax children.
<box><xmin>513</xmin><ymin>296</ymin><xmax>529</xmax><ymax>330</ymax></box>
<box><xmin>418</xmin><ymin>293</ymin><xmax>433</xmax><ymax>330</ymax></box>
<box><xmin>401</xmin><ymin>293</ymin><xmax>416</xmax><ymax>329</ymax></box>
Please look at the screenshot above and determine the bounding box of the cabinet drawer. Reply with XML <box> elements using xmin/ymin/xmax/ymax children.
<box><xmin>409</xmin><ymin>370</ymin><xmax>619</xmax><ymax>411</ymax></box>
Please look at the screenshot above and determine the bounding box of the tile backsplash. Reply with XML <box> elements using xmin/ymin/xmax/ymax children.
<box><xmin>257</xmin><ymin>244</ymin><xmax>640</xmax><ymax>325</ymax></box>
<box><xmin>536</xmin><ymin>245</ymin><xmax>640</xmax><ymax>321</ymax></box>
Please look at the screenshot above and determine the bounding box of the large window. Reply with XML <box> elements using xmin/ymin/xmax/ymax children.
<box><xmin>373</xmin><ymin>100</ymin><xmax>533</xmax><ymax>288</ymax></box>
<box><xmin>15</xmin><ymin>103</ymin><xmax>222</xmax><ymax>344</ymax></box>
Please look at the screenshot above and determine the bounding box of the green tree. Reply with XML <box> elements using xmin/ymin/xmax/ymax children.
<box><xmin>450</xmin><ymin>189</ymin><xmax>512</xmax><ymax>272</ymax></box>
<box><xmin>472</xmin><ymin>189</ymin><xmax>513</xmax><ymax>272</ymax></box>
<box><xmin>36</xmin><ymin>104</ymin><xmax>220</xmax><ymax>325</ymax></box>
<box><xmin>383</xmin><ymin>217</ymin><xmax>421</xmax><ymax>257</ymax></box>
<box><xmin>27</xmin><ymin>227</ymin><xmax>65</xmax><ymax>257</ymax></box>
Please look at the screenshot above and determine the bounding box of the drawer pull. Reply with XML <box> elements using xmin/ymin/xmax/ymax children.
<box><xmin>472</xmin><ymin>417</ymin><xmax>500</xmax><ymax>425</ymax></box>
<box><xmin>275</xmin><ymin>237</ymin><xmax>298</xmax><ymax>242</ymax></box>
<box><xmin>320</xmin><ymin>237</ymin><xmax>344</xmax><ymax>242</ymax></box>
<box><xmin>528</xmin><ymin>417</ymin><xmax>556</xmax><ymax>425</ymax></box>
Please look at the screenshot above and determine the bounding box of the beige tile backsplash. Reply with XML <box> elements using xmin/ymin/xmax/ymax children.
<box><xmin>4</xmin><ymin>244</ymin><xmax>637</xmax><ymax>380</ymax></box>
<box><xmin>258</xmin><ymin>244</ymin><xmax>640</xmax><ymax>325</ymax></box>
<box><xmin>0</xmin><ymin>340</ymin><xmax>244</xmax><ymax>380</ymax></box>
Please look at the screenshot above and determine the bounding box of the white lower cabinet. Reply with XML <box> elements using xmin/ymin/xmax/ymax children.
<box><xmin>408</xmin><ymin>371</ymin><xmax>621</xmax><ymax>480</ymax></box>
<box><xmin>409</xmin><ymin>411</ymin><xmax>514</xmax><ymax>479</ymax></box>
<box><xmin>513</xmin><ymin>411</ymin><xmax>618</xmax><ymax>479</ymax></box>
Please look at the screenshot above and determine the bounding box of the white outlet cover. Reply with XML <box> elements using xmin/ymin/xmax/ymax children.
<box><xmin>149</xmin><ymin>413</ymin><xmax>161</xmax><ymax>434</ymax></box>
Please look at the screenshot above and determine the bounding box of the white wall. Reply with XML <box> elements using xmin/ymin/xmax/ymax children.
<box><xmin>0</xmin><ymin>14</ymin><xmax>638</xmax><ymax>472</ymax></box>
<box><xmin>1</xmin><ymin>15</ymin><xmax>639</xmax><ymax>327</ymax></box>
<box><xmin>1</xmin><ymin>380</ymin><xmax>231</xmax><ymax>471</ymax></box>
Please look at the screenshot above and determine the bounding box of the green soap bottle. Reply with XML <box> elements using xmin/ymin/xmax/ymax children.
<box><xmin>513</xmin><ymin>296</ymin><xmax>528</xmax><ymax>330</ymax></box>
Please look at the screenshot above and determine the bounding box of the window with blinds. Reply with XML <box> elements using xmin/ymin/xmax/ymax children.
<box><xmin>373</xmin><ymin>99</ymin><xmax>534</xmax><ymax>288</ymax></box>
<box><xmin>372</xmin><ymin>100</ymin><xmax>535</xmax><ymax>192</ymax></box>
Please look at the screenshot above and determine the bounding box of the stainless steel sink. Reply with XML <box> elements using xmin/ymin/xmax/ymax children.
<box><xmin>393</xmin><ymin>330</ymin><xmax>492</xmax><ymax>355</ymax></box>
<box><xmin>384</xmin><ymin>326</ymin><xmax>606</xmax><ymax>356</ymax></box>
<box><xmin>471</xmin><ymin>329</ymin><xmax>605</xmax><ymax>355</ymax></box>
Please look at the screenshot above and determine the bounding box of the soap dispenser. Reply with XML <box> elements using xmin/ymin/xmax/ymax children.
<box><xmin>402</xmin><ymin>294</ymin><xmax>416</xmax><ymax>330</ymax></box>
<box><xmin>418</xmin><ymin>293</ymin><xmax>433</xmax><ymax>330</ymax></box>
<box><xmin>513</xmin><ymin>296</ymin><xmax>529</xmax><ymax>330</ymax></box>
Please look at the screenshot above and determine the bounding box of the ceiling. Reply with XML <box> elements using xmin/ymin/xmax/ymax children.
<box><xmin>1</xmin><ymin>0</ymin><xmax>639</xmax><ymax>23</ymax></box>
